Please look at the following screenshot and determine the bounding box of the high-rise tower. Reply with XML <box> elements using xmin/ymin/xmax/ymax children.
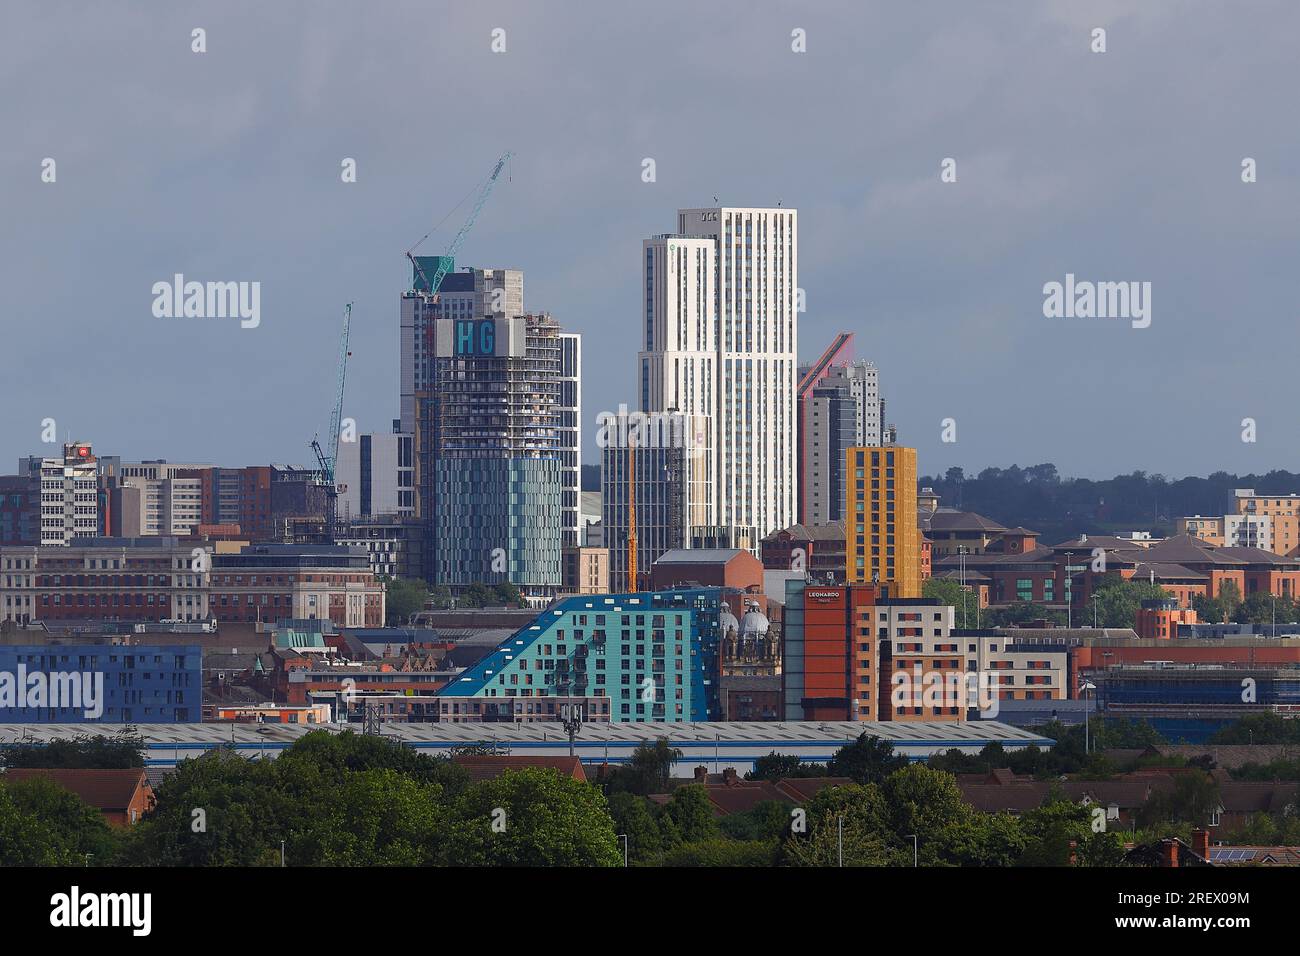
<box><xmin>635</xmin><ymin>207</ymin><xmax>798</xmax><ymax>545</ymax></box>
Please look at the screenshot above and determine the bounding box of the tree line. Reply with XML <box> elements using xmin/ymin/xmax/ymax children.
<box><xmin>921</xmin><ymin>464</ymin><xmax>1300</xmax><ymax>543</ymax></box>
<box><xmin>3</xmin><ymin>719</ymin><xmax>1297</xmax><ymax>867</ymax></box>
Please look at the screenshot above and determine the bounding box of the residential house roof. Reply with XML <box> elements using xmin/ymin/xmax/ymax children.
<box><xmin>1</xmin><ymin>767</ymin><xmax>151</xmax><ymax>813</ymax></box>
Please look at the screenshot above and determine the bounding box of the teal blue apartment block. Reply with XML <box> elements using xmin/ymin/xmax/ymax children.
<box><xmin>439</xmin><ymin>589</ymin><xmax>725</xmax><ymax>722</ymax></box>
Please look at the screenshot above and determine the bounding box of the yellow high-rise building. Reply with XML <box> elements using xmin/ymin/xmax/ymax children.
<box><xmin>846</xmin><ymin>445</ymin><xmax>920</xmax><ymax>598</ymax></box>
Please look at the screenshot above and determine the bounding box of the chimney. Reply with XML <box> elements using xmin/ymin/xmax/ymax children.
<box><xmin>722</xmin><ymin>767</ymin><xmax>738</xmax><ymax>786</ymax></box>
<box><xmin>1162</xmin><ymin>840</ymin><xmax>1179</xmax><ymax>868</ymax></box>
<box><xmin>693</xmin><ymin>765</ymin><xmax>708</xmax><ymax>783</ymax></box>
<box><xmin>1193</xmin><ymin>828</ymin><xmax>1210</xmax><ymax>860</ymax></box>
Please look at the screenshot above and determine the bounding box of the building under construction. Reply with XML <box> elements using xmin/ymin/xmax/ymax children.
<box><xmin>406</xmin><ymin>260</ymin><xmax>579</xmax><ymax>601</ymax></box>
<box><xmin>1093</xmin><ymin>664</ymin><xmax>1300</xmax><ymax>742</ymax></box>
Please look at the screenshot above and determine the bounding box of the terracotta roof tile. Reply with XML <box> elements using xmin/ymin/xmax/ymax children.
<box><xmin>1</xmin><ymin>768</ymin><xmax>150</xmax><ymax>812</ymax></box>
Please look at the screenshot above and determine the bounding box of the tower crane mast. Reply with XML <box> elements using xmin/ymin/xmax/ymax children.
<box><xmin>406</xmin><ymin>151</ymin><xmax>513</xmax><ymax>297</ymax></box>
<box><xmin>311</xmin><ymin>302</ymin><xmax>352</xmax><ymax>486</ymax></box>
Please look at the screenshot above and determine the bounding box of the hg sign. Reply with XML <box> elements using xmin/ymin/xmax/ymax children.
<box><xmin>455</xmin><ymin>318</ymin><xmax>496</xmax><ymax>356</ymax></box>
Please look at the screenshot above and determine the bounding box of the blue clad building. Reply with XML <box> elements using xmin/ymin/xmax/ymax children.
<box><xmin>0</xmin><ymin>643</ymin><xmax>202</xmax><ymax>723</ymax></box>
<box><xmin>439</xmin><ymin>589</ymin><xmax>725</xmax><ymax>722</ymax></box>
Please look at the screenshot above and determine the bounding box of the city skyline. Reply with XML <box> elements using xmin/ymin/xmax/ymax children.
<box><xmin>6</xmin><ymin>2</ymin><xmax>1300</xmax><ymax>480</ymax></box>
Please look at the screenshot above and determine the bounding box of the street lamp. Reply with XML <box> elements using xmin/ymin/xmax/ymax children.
<box><xmin>959</xmin><ymin>547</ymin><xmax>967</xmax><ymax>628</ymax></box>
<box><xmin>1063</xmin><ymin>562</ymin><xmax>1085</xmax><ymax>628</ymax></box>
<box><xmin>907</xmin><ymin>833</ymin><xmax>918</xmax><ymax>867</ymax></box>
<box><xmin>1080</xmin><ymin>679</ymin><xmax>1097</xmax><ymax>754</ymax></box>
<box><xmin>618</xmin><ymin>833</ymin><xmax>628</xmax><ymax>867</ymax></box>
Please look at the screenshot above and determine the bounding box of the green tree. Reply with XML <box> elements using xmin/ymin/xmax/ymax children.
<box><xmin>459</xmin><ymin>582</ymin><xmax>494</xmax><ymax>608</ymax></box>
<box><xmin>719</xmin><ymin>800</ymin><xmax>793</xmax><ymax>842</ymax></box>
<box><xmin>1226</xmin><ymin>811</ymin><xmax>1280</xmax><ymax>846</ymax></box>
<box><xmin>1191</xmin><ymin>593</ymin><xmax>1228</xmax><ymax>624</ymax></box>
<box><xmin>1138</xmin><ymin>773</ymin><xmax>1222</xmax><ymax>829</ymax></box>
<box><xmin>0</xmin><ymin>731</ymin><xmax>145</xmax><ymax>770</ymax></box>
<box><xmin>1019</xmin><ymin>799</ymin><xmax>1091</xmax><ymax>866</ymax></box>
<box><xmin>1092</xmin><ymin>716</ymin><xmax>1165</xmax><ymax>750</ymax></box>
<box><xmin>275</xmin><ymin>729</ymin><xmax>468</xmax><ymax>794</ymax></box>
<box><xmin>928</xmin><ymin>743</ymin><xmax>1020</xmax><ymax>776</ymax></box>
<box><xmin>651</xmin><ymin>838</ymin><xmax>776</xmax><ymax>866</ymax></box>
<box><xmin>746</xmin><ymin>752</ymin><xmax>825</xmax><ymax>781</ymax></box>
<box><xmin>1211</xmin><ymin>712</ymin><xmax>1300</xmax><ymax>745</ymax></box>
<box><xmin>1090</xmin><ymin>574</ymin><xmax>1169</xmax><ymax>629</ymax></box>
<box><xmin>4</xmin><ymin>777</ymin><xmax>119</xmax><ymax>864</ymax></box>
<box><xmin>492</xmin><ymin>582</ymin><xmax>528</xmax><ymax>607</ymax></box>
<box><xmin>608</xmin><ymin>738</ymin><xmax>682</xmax><ymax>796</ymax></box>
<box><xmin>931</xmin><ymin>812</ymin><xmax>1027</xmax><ymax>867</ymax></box>
<box><xmin>0</xmin><ymin>779</ymin><xmax>120</xmax><ymax>865</ymax></box>
<box><xmin>1217</xmin><ymin>579</ymin><xmax>1243</xmax><ymax>619</ymax></box>
<box><xmin>827</xmin><ymin>734</ymin><xmax>909</xmax><ymax>786</ymax></box>
<box><xmin>983</xmin><ymin>602</ymin><xmax>1067</xmax><ymax>628</ymax></box>
<box><xmin>439</xmin><ymin>768</ymin><xmax>621</xmax><ymax>866</ymax></box>
<box><xmin>1232</xmin><ymin>757</ymin><xmax>1300</xmax><ymax>781</ymax></box>
<box><xmin>659</xmin><ymin>785</ymin><xmax>718</xmax><ymax>843</ymax></box>
<box><xmin>1234</xmin><ymin>592</ymin><xmax>1292</xmax><ymax>626</ymax></box>
<box><xmin>606</xmin><ymin>792</ymin><xmax>664</xmax><ymax>864</ymax></box>
<box><xmin>1018</xmin><ymin>797</ymin><xmax>1127</xmax><ymax>866</ymax></box>
<box><xmin>0</xmin><ymin>785</ymin><xmax>66</xmax><ymax>865</ymax></box>
<box><xmin>117</xmin><ymin>747</ymin><xmax>291</xmax><ymax>866</ymax></box>
<box><xmin>381</xmin><ymin>576</ymin><xmax>429</xmax><ymax>626</ymax></box>
<box><xmin>922</xmin><ymin>577</ymin><xmax>979</xmax><ymax>626</ymax></box>
<box><xmin>783</xmin><ymin>783</ymin><xmax>898</xmax><ymax>867</ymax></box>
<box><xmin>291</xmin><ymin>769</ymin><xmax>446</xmax><ymax>865</ymax></box>
<box><xmin>881</xmin><ymin>764</ymin><xmax>974</xmax><ymax>847</ymax></box>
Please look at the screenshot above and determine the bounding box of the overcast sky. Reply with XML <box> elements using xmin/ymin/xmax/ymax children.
<box><xmin>4</xmin><ymin>0</ymin><xmax>1298</xmax><ymax>481</ymax></box>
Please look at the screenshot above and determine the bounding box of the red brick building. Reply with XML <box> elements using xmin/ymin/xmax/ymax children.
<box><xmin>933</xmin><ymin>532</ymin><xmax>1300</xmax><ymax>614</ymax></box>
<box><xmin>1135</xmin><ymin>599</ymin><xmax>1199</xmax><ymax>639</ymax></box>
<box><xmin>3</xmin><ymin>768</ymin><xmax>154</xmax><ymax>827</ymax></box>
<box><xmin>209</xmin><ymin>544</ymin><xmax>384</xmax><ymax>628</ymax></box>
<box><xmin>0</xmin><ymin>538</ymin><xmax>208</xmax><ymax>624</ymax></box>
<box><xmin>650</xmin><ymin>548</ymin><xmax>764</xmax><ymax>592</ymax></box>
<box><xmin>760</xmin><ymin>521</ymin><xmax>847</xmax><ymax>584</ymax></box>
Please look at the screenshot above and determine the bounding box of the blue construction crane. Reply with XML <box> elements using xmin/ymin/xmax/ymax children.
<box><xmin>406</xmin><ymin>151</ymin><xmax>513</xmax><ymax>295</ymax></box>
<box><xmin>311</xmin><ymin>301</ymin><xmax>352</xmax><ymax>485</ymax></box>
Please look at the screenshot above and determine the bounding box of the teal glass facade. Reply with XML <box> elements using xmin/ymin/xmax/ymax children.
<box><xmin>432</xmin><ymin>457</ymin><xmax>562</xmax><ymax>591</ymax></box>
<box><xmin>439</xmin><ymin>588</ymin><xmax>726</xmax><ymax>722</ymax></box>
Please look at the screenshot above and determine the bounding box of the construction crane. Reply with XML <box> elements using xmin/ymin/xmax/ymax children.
<box><xmin>627</xmin><ymin>434</ymin><xmax>637</xmax><ymax>591</ymax></box>
<box><xmin>405</xmin><ymin>151</ymin><xmax>513</xmax><ymax>296</ymax></box>
<box><xmin>311</xmin><ymin>302</ymin><xmax>353</xmax><ymax>485</ymax></box>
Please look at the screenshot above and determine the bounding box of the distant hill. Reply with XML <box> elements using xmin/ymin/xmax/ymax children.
<box><xmin>918</xmin><ymin>464</ymin><xmax>1300</xmax><ymax>544</ymax></box>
